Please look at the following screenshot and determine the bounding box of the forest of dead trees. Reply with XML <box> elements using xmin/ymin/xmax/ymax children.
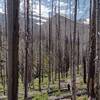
<box><xmin>0</xmin><ymin>0</ymin><xmax>100</xmax><ymax>100</ymax></box>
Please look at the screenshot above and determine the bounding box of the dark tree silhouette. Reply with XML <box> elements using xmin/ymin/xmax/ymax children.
<box><xmin>39</xmin><ymin>0</ymin><xmax>42</xmax><ymax>91</ymax></box>
<box><xmin>88</xmin><ymin>0</ymin><xmax>96</xmax><ymax>99</ymax></box>
<box><xmin>7</xmin><ymin>0</ymin><xmax>19</xmax><ymax>99</ymax></box>
<box><xmin>72</xmin><ymin>0</ymin><xmax>78</xmax><ymax>99</ymax></box>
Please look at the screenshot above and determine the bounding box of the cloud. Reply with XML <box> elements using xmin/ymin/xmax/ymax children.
<box><xmin>0</xmin><ymin>0</ymin><xmax>89</xmax><ymax>21</ymax></box>
<box><xmin>84</xmin><ymin>18</ymin><xmax>89</xmax><ymax>24</ymax></box>
<box><xmin>0</xmin><ymin>8</ymin><xmax>4</xmax><ymax>14</ymax></box>
<box><xmin>19</xmin><ymin>0</ymin><xmax>50</xmax><ymax>18</ymax></box>
<box><xmin>33</xmin><ymin>4</ymin><xmax>50</xmax><ymax>18</ymax></box>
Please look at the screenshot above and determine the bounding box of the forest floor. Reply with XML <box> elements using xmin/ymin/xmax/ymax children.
<box><xmin>0</xmin><ymin>70</ymin><xmax>88</xmax><ymax>100</ymax></box>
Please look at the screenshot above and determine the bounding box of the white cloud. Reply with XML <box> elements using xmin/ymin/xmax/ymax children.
<box><xmin>36</xmin><ymin>22</ymin><xmax>44</xmax><ymax>25</ymax></box>
<box><xmin>20</xmin><ymin>0</ymin><xmax>50</xmax><ymax>18</ymax></box>
<box><xmin>84</xmin><ymin>18</ymin><xmax>89</xmax><ymax>24</ymax></box>
<box><xmin>33</xmin><ymin>16</ymin><xmax>47</xmax><ymax>22</ymax></box>
<box><xmin>33</xmin><ymin>3</ymin><xmax>50</xmax><ymax>18</ymax></box>
<box><xmin>0</xmin><ymin>8</ymin><xmax>4</xmax><ymax>14</ymax></box>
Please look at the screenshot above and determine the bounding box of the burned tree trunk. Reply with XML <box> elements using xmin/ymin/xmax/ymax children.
<box><xmin>39</xmin><ymin>0</ymin><xmax>42</xmax><ymax>91</ymax></box>
<box><xmin>72</xmin><ymin>0</ymin><xmax>77</xmax><ymax>100</ymax></box>
<box><xmin>64</xmin><ymin>36</ymin><xmax>69</xmax><ymax>78</ymax></box>
<box><xmin>7</xmin><ymin>0</ymin><xmax>19</xmax><ymax>99</ymax></box>
<box><xmin>48</xmin><ymin>12</ymin><xmax>51</xmax><ymax>89</ymax></box>
<box><xmin>58</xmin><ymin>0</ymin><xmax>61</xmax><ymax>90</ymax></box>
<box><xmin>83</xmin><ymin>55</ymin><xmax>86</xmax><ymax>83</ymax></box>
<box><xmin>95</xmin><ymin>0</ymin><xmax>100</xmax><ymax>99</ymax></box>
<box><xmin>77</xmin><ymin>32</ymin><xmax>80</xmax><ymax>73</ymax></box>
<box><xmin>24</xmin><ymin>0</ymin><xmax>30</xmax><ymax>99</ymax></box>
<box><xmin>88</xmin><ymin>0</ymin><xmax>96</xmax><ymax>99</ymax></box>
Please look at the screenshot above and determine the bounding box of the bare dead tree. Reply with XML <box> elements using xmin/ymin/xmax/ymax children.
<box><xmin>51</xmin><ymin>0</ymin><xmax>54</xmax><ymax>84</ymax></box>
<box><xmin>39</xmin><ymin>0</ymin><xmax>42</xmax><ymax>91</ymax></box>
<box><xmin>58</xmin><ymin>0</ymin><xmax>61</xmax><ymax>90</ymax></box>
<box><xmin>77</xmin><ymin>31</ymin><xmax>80</xmax><ymax>73</ymax></box>
<box><xmin>4</xmin><ymin>0</ymin><xmax>8</xmax><ymax>95</ymax></box>
<box><xmin>88</xmin><ymin>0</ymin><xmax>96</xmax><ymax>99</ymax></box>
<box><xmin>7</xmin><ymin>0</ymin><xmax>19</xmax><ymax>99</ymax></box>
<box><xmin>54</xmin><ymin>6</ymin><xmax>58</xmax><ymax>81</ymax></box>
<box><xmin>48</xmin><ymin>12</ymin><xmax>51</xmax><ymax>90</ymax></box>
<box><xmin>83</xmin><ymin>55</ymin><xmax>86</xmax><ymax>83</ymax></box>
<box><xmin>31</xmin><ymin>0</ymin><xmax>34</xmax><ymax>89</ymax></box>
<box><xmin>95</xmin><ymin>0</ymin><xmax>100</xmax><ymax>99</ymax></box>
<box><xmin>24</xmin><ymin>0</ymin><xmax>30</xmax><ymax>99</ymax></box>
<box><xmin>72</xmin><ymin>0</ymin><xmax>78</xmax><ymax>99</ymax></box>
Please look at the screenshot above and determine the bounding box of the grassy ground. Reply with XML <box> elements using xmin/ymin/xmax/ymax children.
<box><xmin>0</xmin><ymin>69</ymin><xmax>88</xmax><ymax>100</ymax></box>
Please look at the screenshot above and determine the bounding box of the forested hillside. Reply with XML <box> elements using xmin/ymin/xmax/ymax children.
<box><xmin>0</xmin><ymin>0</ymin><xmax>100</xmax><ymax>100</ymax></box>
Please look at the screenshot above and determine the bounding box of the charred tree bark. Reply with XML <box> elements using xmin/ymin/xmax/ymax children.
<box><xmin>64</xmin><ymin>36</ymin><xmax>69</xmax><ymax>78</ymax></box>
<box><xmin>48</xmin><ymin>12</ymin><xmax>51</xmax><ymax>89</ymax></box>
<box><xmin>24</xmin><ymin>0</ymin><xmax>31</xmax><ymax>98</ymax></box>
<box><xmin>72</xmin><ymin>0</ymin><xmax>77</xmax><ymax>99</ymax></box>
<box><xmin>95</xmin><ymin>0</ymin><xmax>100</xmax><ymax>99</ymax></box>
<box><xmin>4</xmin><ymin>0</ymin><xmax>8</xmax><ymax>95</ymax></box>
<box><xmin>7</xmin><ymin>0</ymin><xmax>19</xmax><ymax>99</ymax></box>
<box><xmin>39</xmin><ymin>0</ymin><xmax>42</xmax><ymax>91</ymax></box>
<box><xmin>58</xmin><ymin>0</ymin><xmax>61</xmax><ymax>90</ymax></box>
<box><xmin>55</xmin><ymin>6</ymin><xmax>58</xmax><ymax>81</ymax></box>
<box><xmin>83</xmin><ymin>55</ymin><xmax>86</xmax><ymax>83</ymax></box>
<box><xmin>88</xmin><ymin>0</ymin><xmax>96</xmax><ymax>99</ymax></box>
<box><xmin>31</xmin><ymin>0</ymin><xmax>34</xmax><ymax>89</ymax></box>
<box><xmin>77</xmin><ymin>32</ymin><xmax>80</xmax><ymax>73</ymax></box>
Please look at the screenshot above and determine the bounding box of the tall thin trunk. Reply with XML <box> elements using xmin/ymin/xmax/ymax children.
<box><xmin>0</xmin><ymin>26</ymin><xmax>3</xmax><ymax>87</ymax></box>
<box><xmin>39</xmin><ymin>0</ymin><xmax>42</xmax><ymax>91</ymax></box>
<box><xmin>72</xmin><ymin>0</ymin><xmax>77</xmax><ymax>99</ymax></box>
<box><xmin>83</xmin><ymin>55</ymin><xmax>86</xmax><ymax>83</ymax></box>
<box><xmin>7</xmin><ymin>0</ymin><xmax>19</xmax><ymax>99</ymax></box>
<box><xmin>55</xmin><ymin>6</ymin><xmax>57</xmax><ymax>81</ymax></box>
<box><xmin>48</xmin><ymin>12</ymin><xmax>51</xmax><ymax>89</ymax></box>
<box><xmin>5</xmin><ymin>0</ymin><xmax>8</xmax><ymax>82</ymax></box>
<box><xmin>64</xmin><ymin>36</ymin><xmax>69</xmax><ymax>78</ymax></box>
<box><xmin>4</xmin><ymin>0</ymin><xmax>8</xmax><ymax>95</ymax></box>
<box><xmin>51</xmin><ymin>0</ymin><xmax>54</xmax><ymax>84</ymax></box>
<box><xmin>58</xmin><ymin>0</ymin><xmax>61</xmax><ymax>90</ymax></box>
<box><xmin>95</xmin><ymin>0</ymin><xmax>100</xmax><ymax>99</ymax></box>
<box><xmin>77</xmin><ymin>32</ymin><xmax>80</xmax><ymax>73</ymax></box>
<box><xmin>24</xmin><ymin>0</ymin><xmax>30</xmax><ymax>99</ymax></box>
<box><xmin>24</xmin><ymin>41</ymin><xmax>28</xmax><ymax>99</ymax></box>
<box><xmin>31</xmin><ymin>0</ymin><xmax>34</xmax><ymax>89</ymax></box>
<box><xmin>88</xmin><ymin>0</ymin><xmax>96</xmax><ymax>99</ymax></box>
<box><xmin>69</xmin><ymin>1</ymin><xmax>73</xmax><ymax>91</ymax></box>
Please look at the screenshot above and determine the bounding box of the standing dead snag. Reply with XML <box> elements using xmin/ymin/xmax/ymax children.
<box><xmin>54</xmin><ymin>6</ymin><xmax>58</xmax><ymax>81</ymax></box>
<box><xmin>48</xmin><ymin>12</ymin><xmax>51</xmax><ymax>89</ymax></box>
<box><xmin>77</xmin><ymin>31</ymin><xmax>80</xmax><ymax>73</ymax></box>
<box><xmin>88</xmin><ymin>0</ymin><xmax>96</xmax><ymax>99</ymax></box>
<box><xmin>83</xmin><ymin>55</ymin><xmax>86</xmax><ymax>83</ymax></box>
<box><xmin>31</xmin><ymin>0</ymin><xmax>34</xmax><ymax>89</ymax></box>
<box><xmin>51</xmin><ymin>0</ymin><xmax>54</xmax><ymax>84</ymax></box>
<box><xmin>64</xmin><ymin>36</ymin><xmax>69</xmax><ymax>78</ymax></box>
<box><xmin>7</xmin><ymin>0</ymin><xmax>19</xmax><ymax>99</ymax></box>
<box><xmin>0</xmin><ymin>25</ymin><xmax>3</xmax><ymax>85</ymax></box>
<box><xmin>58</xmin><ymin>0</ymin><xmax>61</xmax><ymax>90</ymax></box>
<box><xmin>39</xmin><ymin>0</ymin><xmax>42</xmax><ymax>91</ymax></box>
<box><xmin>24</xmin><ymin>0</ymin><xmax>31</xmax><ymax>99</ymax></box>
<box><xmin>72</xmin><ymin>0</ymin><xmax>77</xmax><ymax>100</ymax></box>
<box><xmin>95</xmin><ymin>0</ymin><xmax>100</xmax><ymax>99</ymax></box>
<box><xmin>4</xmin><ymin>0</ymin><xmax>8</xmax><ymax>93</ymax></box>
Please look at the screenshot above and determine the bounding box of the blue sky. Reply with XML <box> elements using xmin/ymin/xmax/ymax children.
<box><xmin>0</xmin><ymin>0</ymin><xmax>90</xmax><ymax>22</ymax></box>
<box><xmin>31</xmin><ymin>0</ymin><xmax>90</xmax><ymax>20</ymax></box>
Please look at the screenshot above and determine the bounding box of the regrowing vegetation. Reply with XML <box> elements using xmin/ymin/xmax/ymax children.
<box><xmin>0</xmin><ymin>0</ymin><xmax>100</xmax><ymax>100</ymax></box>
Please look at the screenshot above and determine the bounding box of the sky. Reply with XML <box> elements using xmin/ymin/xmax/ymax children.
<box><xmin>30</xmin><ymin>0</ymin><xmax>90</xmax><ymax>20</ymax></box>
<box><xmin>0</xmin><ymin>0</ymin><xmax>90</xmax><ymax>23</ymax></box>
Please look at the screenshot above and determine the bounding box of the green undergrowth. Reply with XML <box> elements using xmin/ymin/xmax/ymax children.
<box><xmin>0</xmin><ymin>65</ymin><xmax>88</xmax><ymax>100</ymax></box>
